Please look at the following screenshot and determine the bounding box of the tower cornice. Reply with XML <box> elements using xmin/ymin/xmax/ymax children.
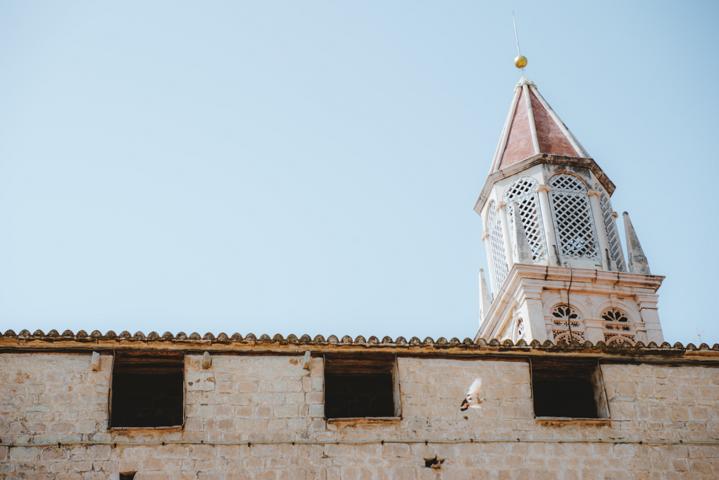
<box><xmin>474</xmin><ymin>153</ymin><xmax>616</xmax><ymax>214</ymax></box>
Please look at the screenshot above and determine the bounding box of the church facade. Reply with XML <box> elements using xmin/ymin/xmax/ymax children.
<box><xmin>1</xmin><ymin>77</ymin><xmax>718</xmax><ymax>479</ymax></box>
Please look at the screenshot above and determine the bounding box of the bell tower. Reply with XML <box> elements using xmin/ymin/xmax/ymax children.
<box><xmin>475</xmin><ymin>76</ymin><xmax>664</xmax><ymax>345</ymax></box>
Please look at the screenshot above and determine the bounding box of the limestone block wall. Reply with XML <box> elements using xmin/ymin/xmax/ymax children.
<box><xmin>182</xmin><ymin>354</ymin><xmax>325</xmax><ymax>444</ymax></box>
<box><xmin>0</xmin><ymin>353</ymin><xmax>112</xmax><ymax>445</ymax></box>
<box><xmin>1</xmin><ymin>351</ymin><xmax>718</xmax><ymax>479</ymax></box>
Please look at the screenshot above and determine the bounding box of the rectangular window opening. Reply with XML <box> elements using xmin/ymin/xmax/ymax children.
<box><xmin>324</xmin><ymin>355</ymin><xmax>399</xmax><ymax>419</ymax></box>
<box><xmin>531</xmin><ymin>358</ymin><xmax>608</xmax><ymax>419</ymax></box>
<box><xmin>119</xmin><ymin>473</ymin><xmax>136</xmax><ymax>480</ymax></box>
<box><xmin>111</xmin><ymin>352</ymin><xmax>184</xmax><ymax>428</ymax></box>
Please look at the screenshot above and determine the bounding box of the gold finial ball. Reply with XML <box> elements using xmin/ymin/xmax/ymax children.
<box><xmin>514</xmin><ymin>55</ymin><xmax>528</xmax><ymax>69</ymax></box>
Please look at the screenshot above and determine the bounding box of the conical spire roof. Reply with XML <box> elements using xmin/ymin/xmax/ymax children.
<box><xmin>623</xmin><ymin>211</ymin><xmax>651</xmax><ymax>274</ymax></box>
<box><xmin>490</xmin><ymin>77</ymin><xmax>589</xmax><ymax>173</ymax></box>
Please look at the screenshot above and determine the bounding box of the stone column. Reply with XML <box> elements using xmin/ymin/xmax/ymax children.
<box><xmin>637</xmin><ymin>293</ymin><xmax>664</xmax><ymax>343</ymax></box>
<box><xmin>583</xmin><ymin>312</ymin><xmax>605</xmax><ymax>343</ymax></box>
<box><xmin>536</xmin><ymin>184</ymin><xmax>560</xmax><ymax>266</ymax></box>
<box><xmin>498</xmin><ymin>201</ymin><xmax>515</xmax><ymax>269</ymax></box>
<box><xmin>588</xmin><ymin>189</ymin><xmax>610</xmax><ymax>270</ymax></box>
<box><xmin>517</xmin><ymin>287</ymin><xmax>548</xmax><ymax>342</ymax></box>
<box><xmin>610</xmin><ymin>211</ymin><xmax>627</xmax><ymax>270</ymax></box>
<box><xmin>482</xmin><ymin>231</ymin><xmax>498</xmax><ymax>295</ymax></box>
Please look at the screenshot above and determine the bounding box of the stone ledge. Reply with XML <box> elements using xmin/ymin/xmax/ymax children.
<box><xmin>535</xmin><ymin>417</ymin><xmax>611</xmax><ymax>427</ymax></box>
<box><xmin>108</xmin><ymin>425</ymin><xmax>184</xmax><ymax>434</ymax></box>
<box><xmin>326</xmin><ymin>417</ymin><xmax>402</xmax><ymax>427</ymax></box>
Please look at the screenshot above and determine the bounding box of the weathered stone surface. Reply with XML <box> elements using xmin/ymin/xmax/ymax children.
<box><xmin>1</xmin><ymin>352</ymin><xmax>718</xmax><ymax>478</ymax></box>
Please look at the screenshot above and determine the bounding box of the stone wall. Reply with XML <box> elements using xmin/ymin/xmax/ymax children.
<box><xmin>1</xmin><ymin>352</ymin><xmax>718</xmax><ymax>478</ymax></box>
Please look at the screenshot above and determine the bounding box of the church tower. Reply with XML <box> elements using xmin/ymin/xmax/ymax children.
<box><xmin>475</xmin><ymin>76</ymin><xmax>664</xmax><ymax>345</ymax></box>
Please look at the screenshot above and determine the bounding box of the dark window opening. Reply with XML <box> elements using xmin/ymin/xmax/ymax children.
<box><xmin>111</xmin><ymin>352</ymin><xmax>184</xmax><ymax>428</ymax></box>
<box><xmin>120</xmin><ymin>473</ymin><xmax>136</xmax><ymax>480</ymax></box>
<box><xmin>324</xmin><ymin>356</ymin><xmax>397</xmax><ymax>419</ymax></box>
<box><xmin>531</xmin><ymin>358</ymin><xmax>607</xmax><ymax>419</ymax></box>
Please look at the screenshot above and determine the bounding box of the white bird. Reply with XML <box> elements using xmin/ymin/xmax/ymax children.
<box><xmin>459</xmin><ymin>378</ymin><xmax>483</xmax><ymax>411</ymax></box>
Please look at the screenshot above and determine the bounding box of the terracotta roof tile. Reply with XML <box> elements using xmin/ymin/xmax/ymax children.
<box><xmin>529</xmin><ymin>88</ymin><xmax>577</xmax><ymax>157</ymax></box>
<box><xmin>2</xmin><ymin>328</ymin><xmax>717</xmax><ymax>353</ymax></box>
<box><xmin>491</xmin><ymin>78</ymin><xmax>588</xmax><ymax>173</ymax></box>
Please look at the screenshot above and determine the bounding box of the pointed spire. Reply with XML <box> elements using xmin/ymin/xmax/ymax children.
<box><xmin>490</xmin><ymin>78</ymin><xmax>589</xmax><ymax>173</ymax></box>
<box><xmin>479</xmin><ymin>269</ymin><xmax>491</xmax><ymax>322</ymax></box>
<box><xmin>513</xmin><ymin>204</ymin><xmax>533</xmax><ymax>263</ymax></box>
<box><xmin>623</xmin><ymin>212</ymin><xmax>651</xmax><ymax>274</ymax></box>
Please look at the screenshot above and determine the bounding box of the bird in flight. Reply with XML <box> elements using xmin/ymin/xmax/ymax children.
<box><xmin>460</xmin><ymin>378</ymin><xmax>483</xmax><ymax>411</ymax></box>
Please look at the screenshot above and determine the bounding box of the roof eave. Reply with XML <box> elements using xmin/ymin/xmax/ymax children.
<box><xmin>0</xmin><ymin>330</ymin><xmax>715</xmax><ymax>361</ymax></box>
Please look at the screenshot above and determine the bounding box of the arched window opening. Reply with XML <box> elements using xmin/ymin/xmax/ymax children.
<box><xmin>549</xmin><ymin>174</ymin><xmax>599</xmax><ymax>261</ymax></box>
<box><xmin>602</xmin><ymin>308</ymin><xmax>635</xmax><ymax>345</ymax></box>
<box><xmin>599</xmin><ymin>193</ymin><xmax>626</xmax><ymax>271</ymax></box>
<box><xmin>551</xmin><ymin>304</ymin><xmax>584</xmax><ymax>343</ymax></box>
<box><xmin>504</xmin><ymin>177</ymin><xmax>546</xmax><ymax>262</ymax></box>
<box><xmin>486</xmin><ymin>201</ymin><xmax>509</xmax><ymax>290</ymax></box>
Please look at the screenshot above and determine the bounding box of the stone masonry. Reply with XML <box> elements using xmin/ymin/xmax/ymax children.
<box><xmin>1</xmin><ymin>336</ymin><xmax>719</xmax><ymax>479</ymax></box>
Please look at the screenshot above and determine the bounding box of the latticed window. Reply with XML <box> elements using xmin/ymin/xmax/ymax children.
<box><xmin>549</xmin><ymin>174</ymin><xmax>599</xmax><ymax>261</ymax></box>
<box><xmin>600</xmin><ymin>193</ymin><xmax>626</xmax><ymax>271</ymax></box>
<box><xmin>486</xmin><ymin>201</ymin><xmax>509</xmax><ymax>289</ymax></box>
<box><xmin>550</xmin><ymin>304</ymin><xmax>584</xmax><ymax>343</ymax></box>
<box><xmin>602</xmin><ymin>308</ymin><xmax>635</xmax><ymax>345</ymax></box>
<box><xmin>504</xmin><ymin>177</ymin><xmax>546</xmax><ymax>262</ymax></box>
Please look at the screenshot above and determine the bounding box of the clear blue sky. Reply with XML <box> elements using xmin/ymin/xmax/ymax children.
<box><xmin>1</xmin><ymin>1</ymin><xmax>718</xmax><ymax>343</ymax></box>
